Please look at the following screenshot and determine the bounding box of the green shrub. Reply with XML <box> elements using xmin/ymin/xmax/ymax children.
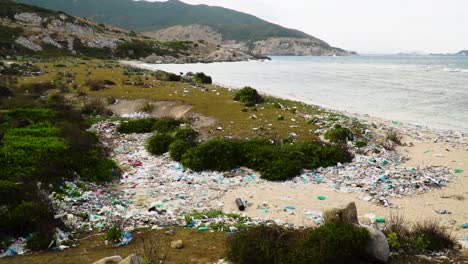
<box><xmin>259</xmin><ymin>150</ymin><xmax>304</xmax><ymax>181</ymax></box>
<box><xmin>82</xmin><ymin>99</ymin><xmax>112</xmax><ymax>116</ymax></box>
<box><xmin>324</xmin><ymin>127</ymin><xmax>354</xmax><ymax>143</ymax></box>
<box><xmin>386</xmin><ymin>129</ymin><xmax>402</xmax><ymax>145</ymax></box>
<box><xmin>410</xmin><ymin>220</ymin><xmax>454</xmax><ymax>252</ymax></box>
<box><xmin>7</xmin><ymin>201</ymin><xmax>50</xmax><ymax>233</ymax></box>
<box><xmin>102</xmin><ymin>227</ymin><xmax>122</xmax><ymax>243</ymax></box>
<box><xmin>304</xmin><ymin>223</ymin><xmax>370</xmax><ymax>262</ymax></box>
<box><xmin>139</xmin><ymin>102</ymin><xmax>153</xmax><ymax>113</ymax></box>
<box><xmin>386</xmin><ymin>232</ymin><xmax>400</xmax><ymax>250</ymax></box>
<box><xmin>153</xmin><ymin>70</ymin><xmax>181</xmax><ymax>82</ymax></box>
<box><xmin>173</xmin><ymin>127</ymin><xmax>199</xmax><ymax>143</ymax></box>
<box><xmin>117</xmin><ymin>118</ymin><xmax>156</xmax><ymax>134</ymax></box>
<box><xmin>192</xmin><ymin>72</ymin><xmax>212</xmax><ymax>84</ymax></box>
<box><xmin>152</xmin><ymin>117</ymin><xmax>182</xmax><ymax>133</ymax></box>
<box><xmin>315</xmin><ymin>144</ymin><xmax>353</xmax><ymax>167</ymax></box>
<box><xmin>228</xmin><ymin>225</ymin><xmax>308</xmax><ymax>264</ymax></box>
<box><xmin>181</xmin><ymin>139</ymin><xmax>241</xmax><ymax>172</ymax></box>
<box><xmin>146</xmin><ymin>133</ymin><xmax>175</xmax><ymax>155</ymax></box>
<box><xmin>0</xmin><ymin>180</ymin><xmax>20</xmax><ymax>204</ymax></box>
<box><xmin>26</xmin><ymin>232</ymin><xmax>50</xmax><ymax>250</ymax></box>
<box><xmin>233</xmin><ymin>87</ymin><xmax>264</xmax><ymax>105</ymax></box>
<box><xmin>228</xmin><ymin>224</ymin><xmax>370</xmax><ymax>264</ymax></box>
<box><xmin>355</xmin><ymin>140</ymin><xmax>367</xmax><ymax>148</ymax></box>
<box><xmin>169</xmin><ymin>140</ymin><xmax>194</xmax><ymax>162</ymax></box>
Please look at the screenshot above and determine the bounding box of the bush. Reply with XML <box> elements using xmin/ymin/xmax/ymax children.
<box><xmin>146</xmin><ymin>133</ymin><xmax>175</xmax><ymax>155</ymax></box>
<box><xmin>178</xmin><ymin>138</ymin><xmax>353</xmax><ymax>181</ymax></box>
<box><xmin>386</xmin><ymin>129</ymin><xmax>402</xmax><ymax>145</ymax></box>
<box><xmin>169</xmin><ymin>140</ymin><xmax>195</xmax><ymax>162</ymax></box>
<box><xmin>323</xmin><ymin>127</ymin><xmax>354</xmax><ymax>143</ymax></box>
<box><xmin>139</xmin><ymin>102</ymin><xmax>153</xmax><ymax>113</ymax></box>
<box><xmin>233</xmin><ymin>87</ymin><xmax>264</xmax><ymax>105</ymax></box>
<box><xmin>86</xmin><ymin>79</ymin><xmax>113</xmax><ymax>91</ymax></box>
<box><xmin>192</xmin><ymin>72</ymin><xmax>212</xmax><ymax>84</ymax></box>
<box><xmin>228</xmin><ymin>223</ymin><xmax>370</xmax><ymax>264</ymax></box>
<box><xmin>173</xmin><ymin>127</ymin><xmax>199</xmax><ymax>143</ymax></box>
<box><xmin>153</xmin><ymin>70</ymin><xmax>181</xmax><ymax>82</ymax></box>
<box><xmin>82</xmin><ymin>99</ymin><xmax>112</xmax><ymax>116</ymax></box>
<box><xmin>228</xmin><ymin>225</ymin><xmax>308</xmax><ymax>264</ymax></box>
<box><xmin>181</xmin><ymin>139</ymin><xmax>241</xmax><ymax>172</ymax></box>
<box><xmin>152</xmin><ymin>117</ymin><xmax>182</xmax><ymax>133</ymax></box>
<box><xmin>26</xmin><ymin>232</ymin><xmax>50</xmax><ymax>250</ymax></box>
<box><xmin>117</xmin><ymin>118</ymin><xmax>156</xmax><ymax>134</ymax></box>
<box><xmin>410</xmin><ymin>220</ymin><xmax>454</xmax><ymax>252</ymax></box>
<box><xmin>102</xmin><ymin>227</ymin><xmax>122</xmax><ymax>243</ymax></box>
<box><xmin>304</xmin><ymin>223</ymin><xmax>370</xmax><ymax>262</ymax></box>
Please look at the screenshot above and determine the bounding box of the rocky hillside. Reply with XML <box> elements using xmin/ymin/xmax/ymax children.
<box><xmin>0</xmin><ymin>0</ymin><xmax>257</xmax><ymax>62</ymax></box>
<box><xmin>144</xmin><ymin>24</ymin><xmax>350</xmax><ymax>56</ymax></box>
<box><xmin>16</xmin><ymin>0</ymin><xmax>352</xmax><ymax>56</ymax></box>
<box><xmin>455</xmin><ymin>50</ymin><xmax>468</xmax><ymax>56</ymax></box>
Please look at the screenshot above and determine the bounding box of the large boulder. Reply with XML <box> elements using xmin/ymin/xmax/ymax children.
<box><xmin>119</xmin><ymin>254</ymin><xmax>142</xmax><ymax>264</ymax></box>
<box><xmin>93</xmin><ymin>255</ymin><xmax>123</xmax><ymax>264</ymax></box>
<box><xmin>323</xmin><ymin>202</ymin><xmax>359</xmax><ymax>225</ymax></box>
<box><xmin>364</xmin><ymin>226</ymin><xmax>390</xmax><ymax>263</ymax></box>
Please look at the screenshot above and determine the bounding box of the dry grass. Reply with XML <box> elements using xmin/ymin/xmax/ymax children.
<box><xmin>22</xmin><ymin>59</ymin><xmax>326</xmax><ymax>141</ymax></box>
<box><xmin>0</xmin><ymin>228</ymin><xmax>227</xmax><ymax>264</ymax></box>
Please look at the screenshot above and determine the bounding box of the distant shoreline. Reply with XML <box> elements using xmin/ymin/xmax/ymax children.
<box><xmin>120</xmin><ymin>60</ymin><xmax>468</xmax><ymax>135</ymax></box>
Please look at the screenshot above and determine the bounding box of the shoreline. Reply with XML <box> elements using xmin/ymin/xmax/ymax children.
<box><xmin>120</xmin><ymin>60</ymin><xmax>468</xmax><ymax>137</ymax></box>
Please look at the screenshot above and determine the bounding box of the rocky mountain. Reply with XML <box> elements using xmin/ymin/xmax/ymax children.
<box><xmin>455</xmin><ymin>50</ymin><xmax>468</xmax><ymax>56</ymax></box>
<box><xmin>16</xmin><ymin>0</ymin><xmax>352</xmax><ymax>56</ymax></box>
<box><xmin>0</xmin><ymin>0</ymin><xmax>258</xmax><ymax>62</ymax></box>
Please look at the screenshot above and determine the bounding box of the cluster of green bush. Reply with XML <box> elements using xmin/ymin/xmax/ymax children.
<box><xmin>233</xmin><ymin>86</ymin><xmax>264</xmax><ymax>106</ymax></box>
<box><xmin>179</xmin><ymin>138</ymin><xmax>352</xmax><ymax>181</ymax></box>
<box><xmin>192</xmin><ymin>72</ymin><xmax>212</xmax><ymax>84</ymax></box>
<box><xmin>324</xmin><ymin>124</ymin><xmax>354</xmax><ymax>143</ymax></box>
<box><xmin>116</xmin><ymin>117</ymin><xmax>183</xmax><ymax>134</ymax></box>
<box><xmin>384</xmin><ymin>215</ymin><xmax>454</xmax><ymax>254</ymax></box>
<box><xmin>144</xmin><ymin>125</ymin><xmax>352</xmax><ymax>181</ymax></box>
<box><xmin>0</xmin><ymin>107</ymin><xmax>119</xmax><ymax>250</ymax></box>
<box><xmin>153</xmin><ymin>70</ymin><xmax>181</xmax><ymax>82</ymax></box>
<box><xmin>146</xmin><ymin>127</ymin><xmax>199</xmax><ymax>159</ymax></box>
<box><xmin>228</xmin><ymin>223</ymin><xmax>370</xmax><ymax>264</ymax></box>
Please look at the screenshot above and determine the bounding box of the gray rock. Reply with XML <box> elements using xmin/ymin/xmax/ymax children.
<box><xmin>14</xmin><ymin>13</ymin><xmax>43</xmax><ymax>24</ymax></box>
<box><xmin>364</xmin><ymin>226</ymin><xmax>390</xmax><ymax>263</ymax></box>
<box><xmin>118</xmin><ymin>254</ymin><xmax>141</xmax><ymax>264</ymax></box>
<box><xmin>170</xmin><ymin>239</ymin><xmax>184</xmax><ymax>249</ymax></box>
<box><xmin>15</xmin><ymin>36</ymin><xmax>42</xmax><ymax>51</ymax></box>
<box><xmin>323</xmin><ymin>202</ymin><xmax>359</xmax><ymax>225</ymax></box>
<box><xmin>92</xmin><ymin>255</ymin><xmax>123</xmax><ymax>264</ymax></box>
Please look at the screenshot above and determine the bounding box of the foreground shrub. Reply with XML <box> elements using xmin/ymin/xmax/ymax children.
<box><xmin>153</xmin><ymin>70</ymin><xmax>181</xmax><ymax>82</ymax></box>
<box><xmin>169</xmin><ymin>140</ymin><xmax>195</xmax><ymax>162</ymax></box>
<box><xmin>26</xmin><ymin>232</ymin><xmax>50</xmax><ymax>250</ymax></box>
<box><xmin>146</xmin><ymin>133</ymin><xmax>174</xmax><ymax>155</ymax></box>
<box><xmin>383</xmin><ymin>214</ymin><xmax>455</xmax><ymax>253</ymax></box>
<box><xmin>117</xmin><ymin>118</ymin><xmax>156</xmax><ymax>134</ymax></box>
<box><xmin>82</xmin><ymin>99</ymin><xmax>112</xmax><ymax>116</ymax></box>
<box><xmin>102</xmin><ymin>226</ymin><xmax>122</xmax><ymax>243</ymax></box>
<box><xmin>86</xmin><ymin>79</ymin><xmax>115</xmax><ymax>91</ymax></box>
<box><xmin>410</xmin><ymin>219</ymin><xmax>454</xmax><ymax>252</ymax></box>
<box><xmin>152</xmin><ymin>117</ymin><xmax>182</xmax><ymax>133</ymax></box>
<box><xmin>192</xmin><ymin>72</ymin><xmax>212</xmax><ymax>84</ymax></box>
<box><xmin>386</xmin><ymin>129</ymin><xmax>402</xmax><ymax>145</ymax></box>
<box><xmin>323</xmin><ymin>126</ymin><xmax>354</xmax><ymax>143</ymax></box>
<box><xmin>304</xmin><ymin>223</ymin><xmax>370</xmax><ymax>262</ymax></box>
<box><xmin>233</xmin><ymin>87</ymin><xmax>264</xmax><ymax>105</ymax></box>
<box><xmin>228</xmin><ymin>224</ymin><xmax>370</xmax><ymax>264</ymax></box>
<box><xmin>181</xmin><ymin>139</ymin><xmax>241</xmax><ymax>172</ymax></box>
<box><xmin>179</xmin><ymin>138</ymin><xmax>353</xmax><ymax>181</ymax></box>
<box><xmin>173</xmin><ymin>127</ymin><xmax>199</xmax><ymax>143</ymax></box>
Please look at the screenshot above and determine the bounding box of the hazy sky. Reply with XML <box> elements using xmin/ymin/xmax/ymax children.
<box><xmin>144</xmin><ymin>0</ymin><xmax>468</xmax><ymax>54</ymax></box>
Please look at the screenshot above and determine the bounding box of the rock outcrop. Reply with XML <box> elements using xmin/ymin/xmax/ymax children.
<box><xmin>145</xmin><ymin>24</ymin><xmax>353</xmax><ymax>56</ymax></box>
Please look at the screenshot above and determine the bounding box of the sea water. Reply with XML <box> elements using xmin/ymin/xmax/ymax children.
<box><xmin>138</xmin><ymin>55</ymin><xmax>468</xmax><ymax>132</ymax></box>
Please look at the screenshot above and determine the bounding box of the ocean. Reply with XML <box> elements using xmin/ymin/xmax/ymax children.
<box><xmin>136</xmin><ymin>55</ymin><xmax>468</xmax><ymax>132</ymax></box>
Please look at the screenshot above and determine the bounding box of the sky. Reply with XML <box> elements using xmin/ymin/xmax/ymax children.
<box><xmin>143</xmin><ymin>0</ymin><xmax>468</xmax><ymax>54</ymax></box>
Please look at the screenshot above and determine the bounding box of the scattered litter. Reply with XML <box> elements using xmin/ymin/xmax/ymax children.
<box><xmin>454</xmin><ymin>169</ymin><xmax>463</xmax><ymax>173</ymax></box>
<box><xmin>317</xmin><ymin>196</ymin><xmax>326</xmax><ymax>201</ymax></box>
<box><xmin>434</xmin><ymin>209</ymin><xmax>451</xmax><ymax>215</ymax></box>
